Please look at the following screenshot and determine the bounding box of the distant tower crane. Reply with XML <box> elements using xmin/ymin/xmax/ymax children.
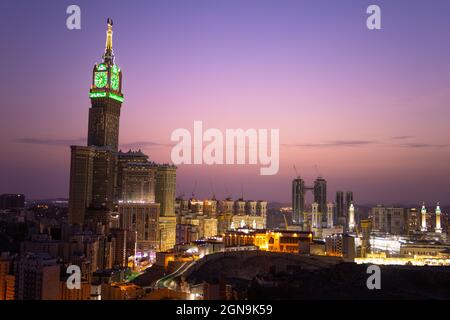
<box><xmin>315</xmin><ymin>164</ymin><xmax>322</xmax><ymax>178</ymax></box>
<box><xmin>209</xmin><ymin>180</ymin><xmax>216</xmax><ymax>199</ymax></box>
<box><xmin>293</xmin><ymin>164</ymin><xmax>300</xmax><ymax>178</ymax></box>
<box><xmin>191</xmin><ymin>180</ymin><xmax>197</xmax><ymax>199</ymax></box>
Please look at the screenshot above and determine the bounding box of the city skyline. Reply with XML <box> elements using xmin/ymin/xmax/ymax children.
<box><xmin>2</xmin><ymin>0</ymin><xmax>450</xmax><ymax>204</ymax></box>
<box><xmin>1</xmin><ymin>1</ymin><xmax>450</xmax><ymax>304</ymax></box>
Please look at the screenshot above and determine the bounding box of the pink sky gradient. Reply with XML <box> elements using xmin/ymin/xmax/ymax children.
<box><xmin>1</xmin><ymin>0</ymin><xmax>450</xmax><ymax>204</ymax></box>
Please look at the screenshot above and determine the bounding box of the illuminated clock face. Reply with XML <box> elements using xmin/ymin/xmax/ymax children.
<box><xmin>97</xmin><ymin>64</ymin><xmax>107</xmax><ymax>71</ymax></box>
<box><xmin>111</xmin><ymin>73</ymin><xmax>119</xmax><ymax>91</ymax></box>
<box><xmin>94</xmin><ymin>72</ymin><xmax>107</xmax><ymax>88</ymax></box>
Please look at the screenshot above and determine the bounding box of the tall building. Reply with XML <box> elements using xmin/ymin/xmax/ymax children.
<box><xmin>421</xmin><ymin>203</ymin><xmax>427</xmax><ymax>232</ymax></box>
<box><xmin>406</xmin><ymin>208</ymin><xmax>420</xmax><ymax>234</ymax></box>
<box><xmin>348</xmin><ymin>203</ymin><xmax>355</xmax><ymax>232</ymax></box>
<box><xmin>68</xmin><ymin>146</ymin><xmax>95</xmax><ymax>225</ymax></box>
<box><xmin>119</xmin><ymin>202</ymin><xmax>160</xmax><ymax>253</ymax></box>
<box><xmin>201</xmin><ymin>218</ymin><xmax>219</xmax><ymax>238</ymax></box>
<box><xmin>69</xmin><ymin>19</ymin><xmax>124</xmax><ymax>226</ymax></box>
<box><xmin>230</xmin><ymin>215</ymin><xmax>265</xmax><ymax>230</ymax></box>
<box><xmin>218</xmin><ymin>199</ymin><xmax>234</xmax><ymax>214</ymax></box>
<box><xmin>176</xmin><ymin>224</ymin><xmax>199</xmax><ymax>244</ymax></box>
<box><xmin>90</xmin><ymin>147</ymin><xmax>117</xmax><ymax>210</ymax></box>
<box><xmin>327</xmin><ymin>202</ymin><xmax>334</xmax><ymax>228</ymax></box>
<box><xmin>256</xmin><ymin>201</ymin><xmax>267</xmax><ymax>218</ymax></box>
<box><xmin>155</xmin><ymin>165</ymin><xmax>177</xmax><ymax>217</ymax></box>
<box><xmin>67</xmin><ymin>19</ymin><xmax>177</xmax><ymax>256</ymax></box>
<box><xmin>87</xmin><ymin>18</ymin><xmax>123</xmax><ymax>152</ymax></box>
<box><xmin>345</xmin><ymin>191</ymin><xmax>353</xmax><ymax>216</ymax></box>
<box><xmin>233</xmin><ymin>199</ymin><xmax>246</xmax><ymax>215</ymax></box>
<box><xmin>158</xmin><ymin>216</ymin><xmax>177</xmax><ymax>252</ymax></box>
<box><xmin>245</xmin><ymin>201</ymin><xmax>257</xmax><ymax>215</ymax></box>
<box><xmin>0</xmin><ymin>253</ymin><xmax>15</xmax><ymax>300</ymax></box>
<box><xmin>217</xmin><ymin>198</ymin><xmax>234</xmax><ymax>234</ymax></box>
<box><xmin>311</xmin><ymin>202</ymin><xmax>320</xmax><ymax>229</ymax></box>
<box><xmin>155</xmin><ymin>165</ymin><xmax>177</xmax><ymax>251</ymax></box>
<box><xmin>435</xmin><ymin>203</ymin><xmax>442</xmax><ymax>233</ymax></box>
<box><xmin>371</xmin><ymin>205</ymin><xmax>406</xmax><ymax>234</ymax></box>
<box><xmin>0</xmin><ymin>194</ymin><xmax>25</xmax><ymax>210</ymax></box>
<box><xmin>228</xmin><ymin>199</ymin><xmax>267</xmax><ymax>230</ymax></box>
<box><xmin>313</xmin><ymin>177</ymin><xmax>327</xmax><ymax>216</ymax></box>
<box><xmin>13</xmin><ymin>253</ymin><xmax>60</xmax><ymax>300</ymax></box>
<box><xmin>325</xmin><ymin>234</ymin><xmax>355</xmax><ymax>260</ymax></box>
<box><xmin>116</xmin><ymin>150</ymin><xmax>156</xmax><ymax>203</ymax></box>
<box><xmin>292</xmin><ymin>178</ymin><xmax>305</xmax><ymax>224</ymax></box>
<box><xmin>110</xmin><ymin>228</ymin><xmax>127</xmax><ymax>267</ymax></box>
<box><xmin>359</xmin><ymin>219</ymin><xmax>372</xmax><ymax>258</ymax></box>
<box><xmin>335</xmin><ymin>191</ymin><xmax>344</xmax><ymax>219</ymax></box>
<box><xmin>203</xmin><ymin>199</ymin><xmax>218</xmax><ymax>217</ymax></box>
<box><xmin>334</xmin><ymin>190</ymin><xmax>353</xmax><ymax>227</ymax></box>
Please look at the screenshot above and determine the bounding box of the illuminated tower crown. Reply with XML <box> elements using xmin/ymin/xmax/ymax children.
<box><xmin>87</xmin><ymin>18</ymin><xmax>124</xmax><ymax>152</ymax></box>
<box><xmin>103</xmin><ymin>18</ymin><xmax>114</xmax><ymax>64</ymax></box>
<box><xmin>89</xmin><ymin>18</ymin><xmax>124</xmax><ymax>104</ymax></box>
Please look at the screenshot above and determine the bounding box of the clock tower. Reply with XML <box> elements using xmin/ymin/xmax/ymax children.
<box><xmin>88</xmin><ymin>18</ymin><xmax>124</xmax><ymax>152</ymax></box>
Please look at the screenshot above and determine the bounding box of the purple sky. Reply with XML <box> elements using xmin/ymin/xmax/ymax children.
<box><xmin>1</xmin><ymin>0</ymin><xmax>450</xmax><ymax>204</ymax></box>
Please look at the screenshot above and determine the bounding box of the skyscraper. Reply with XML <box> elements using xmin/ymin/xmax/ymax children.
<box><xmin>155</xmin><ymin>165</ymin><xmax>177</xmax><ymax>217</ymax></box>
<box><xmin>335</xmin><ymin>191</ymin><xmax>344</xmax><ymax>218</ymax></box>
<box><xmin>313</xmin><ymin>177</ymin><xmax>327</xmax><ymax>216</ymax></box>
<box><xmin>345</xmin><ymin>191</ymin><xmax>353</xmax><ymax>217</ymax></box>
<box><xmin>68</xmin><ymin>19</ymin><xmax>177</xmax><ymax>253</ymax></box>
<box><xmin>68</xmin><ymin>146</ymin><xmax>94</xmax><ymax>225</ymax></box>
<box><xmin>69</xmin><ymin>19</ymin><xmax>124</xmax><ymax>226</ymax></box>
<box><xmin>156</xmin><ymin>165</ymin><xmax>177</xmax><ymax>252</ymax></box>
<box><xmin>292</xmin><ymin>178</ymin><xmax>305</xmax><ymax>224</ymax></box>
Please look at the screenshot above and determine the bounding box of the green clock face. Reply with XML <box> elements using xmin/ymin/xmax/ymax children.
<box><xmin>111</xmin><ymin>74</ymin><xmax>119</xmax><ymax>91</ymax></box>
<box><xmin>97</xmin><ymin>64</ymin><xmax>107</xmax><ymax>71</ymax></box>
<box><xmin>94</xmin><ymin>72</ymin><xmax>107</xmax><ymax>88</ymax></box>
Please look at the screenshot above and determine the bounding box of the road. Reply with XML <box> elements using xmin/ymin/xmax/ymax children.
<box><xmin>153</xmin><ymin>260</ymin><xmax>196</xmax><ymax>290</ymax></box>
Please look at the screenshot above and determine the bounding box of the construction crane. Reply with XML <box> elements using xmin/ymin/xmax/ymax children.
<box><xmin>278</xmin><ymin>208</ymin><xmax>290</xmax><ymax>230</ymax></box>
<box><xmin>191</xmin><ymin>180</ymin><xmax>197</xmax><ymax>199</ymax></box>
<box><xmin>209</xmin><ymin>180</ymin><xmax>216</xmax><ymax>199</ymax></box>
<box><xmin>293</xmin><ymin>164</ymin><xmax>300</xmax><ymax>178</ymax></box>
<box><xmin>315</xmin><ymin>164</ymin><xmax>322</xmax><ymax>178</ymax></box>
<box><xmin>282</xmin><ymin>212</ymin><xmax>289</xmax><ymax>230</ymax></box>
<box><xmin>176</xmin><ymin>184</ymin><xmax>185</xmax><ymax>199</ymax></box>
<box><xmin>177</xmin><ymin>193</ymin><xmax>185</xmax><ymax>199</ymax></box>
<box><xmin>224</xmin><ymin>184</ymin><xmax>231</xmax><ymax>199</ymax></box>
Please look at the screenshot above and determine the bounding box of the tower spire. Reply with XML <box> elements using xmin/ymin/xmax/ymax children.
<box><xmin>435</xmin><ymin>202</ymin><xmax>442</xmax><ymax>233</ymax></box>
<box><xmin>103</xmin><ymin>18</ymin><xmax>114</xmax><ymax>64</ymax></box>
<box><xmin>421</xmin><ymin>202</ymin><xmax>427</xmax><ymax>232</ymax></box>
